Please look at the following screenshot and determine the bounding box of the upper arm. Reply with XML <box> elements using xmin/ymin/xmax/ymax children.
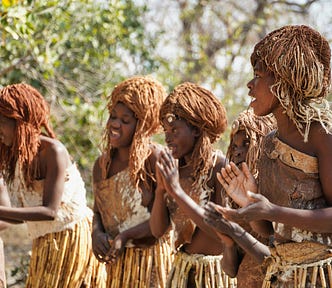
<box><xmin>42</xmin><ymin>142</ymin><xmax>69</xmax><ymax>213</ymax></box>
<box><xmin>313</xmin><ymin>128</ymin><xmax>332</xmax><ymax>205</ymax></box>
<box><xmin>92</xmin><ymin>156</ymin><xmax>103</xmax><ymax>213</ymax></box>
<box><xmin>0</xmin><ymin>177</ymin><xmax>10</xmax><ymax>207</ymax></box>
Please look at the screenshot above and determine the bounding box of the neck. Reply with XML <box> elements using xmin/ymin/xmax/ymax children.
<box><xmin>273</xmin><ymin>106</ymin><xmax>300</xmax><ymax>140</ymax></box>
<box><xmin>113</xmin><ymin>147</ymin><xmax>130</xmax><ymax>163</ymax></box>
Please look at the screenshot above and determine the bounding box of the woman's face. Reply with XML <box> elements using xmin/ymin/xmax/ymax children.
<box><xmin>229</xmin><ymin>129</ymin><xmax>250</xmax><ymax>165</ymax></box>
<box><xmin>162</xmin><ymin>117</ymin><xmax>199</xmax><ymax>160</ymax></box>
<box><xmin>0</xmin><ymin>114</ymin><xmax>16</xmax><ymax>147</ymax></box>
<box><xmin>107</xmin><ymin>102</ymin><xmax>137</xmax><ymax>149</ymax></box>
<box><xmin>247</xmin><ymin>61</ymin><xmax>279</xmax><ymax>116</ymax></box>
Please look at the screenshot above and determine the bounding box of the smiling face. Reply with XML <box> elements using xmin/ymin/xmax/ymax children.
<box><xmin>107</xmin><ymin>102</ymin><xmax>137</xmax><ymax>149</ymax></box>
<box><xmin>229</xmin><ymin>130</ymin><xmax>250</xmax><ymax>166</ymax></box>
<box><xmin>0</xmin><ymin>114</ymin><xmax>16</xmax><ymax>147</ymax></box>
<box><xmin>247</xmin><ymin>61</ymin><xmax>279</xmax><ymax>116</ymax></box>
<box><xmin>162</xmin><ymin>117</ymin><xmax>199</xmax><ymax>160</ymax></box>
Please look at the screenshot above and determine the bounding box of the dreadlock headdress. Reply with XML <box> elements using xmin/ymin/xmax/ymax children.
<box><xmin>0</xmin><ymin>83</ymin><xmax>55</xmax><ymax>186</ymax></box>
<box><xmin>227</xmin><ymin>109</ymin><xmax>276</xmax><ymax>178</ymax></box>
<box><xmin>102</xmin><ymin>75</ymin><xmax>166</xmax><ymax>187</ymax></box>
<box><xmin>160</xmin><ymin>82</ymin><xmax>227</xmax><ymax>182</ymax></box>
<box><xmin>251</xmin><ymin>25</ymin><xmax>332</xmax><ymax>141</ymax></box>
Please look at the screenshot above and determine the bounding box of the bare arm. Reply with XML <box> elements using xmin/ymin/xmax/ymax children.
<box><xmin>0</xmin><ymin>138</ymin><xmax>69</xmax><ymax>222</ymax></box>
<box><xmin>157</xmin><ymin>150</ymin><xmax>241</xmax><ymax>276</ymax></box>
<box><xmin>149</xmin><ymin>154</ymin><xmax>171</xmax><ymax>238</ymax></box>
<box><xmin>204</xmin><ymin>202</ymin><xmax>270</xmax><ymax>264</ymax></box>
<box><xmin>221</xmin><ymin>129</ymin><xmax>332</xmax><ymax>234</ymax></box>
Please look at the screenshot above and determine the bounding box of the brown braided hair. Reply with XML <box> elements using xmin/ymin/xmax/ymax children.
<box><xmin>251</xmin><ymin>25</ymin><xmax>332</xmax><ymax>141</ymax></box>
<box><xmin>160</xmin><ymin>82</ymin><xmax>227</xmax><ymax>183</ymax></box>
<box><xmin>0</xmin><ymin>83</ymin><xmax>56</xmax><ymax>187</ymax></box>
<box><xmin>101</xmin><ymin>75</ymin><xmax>166</xmax><ymax>187</ymax></box>
<box><xmin>226</xmin><ymin>109</ymin><xmax>276</xmax><ymax>178</ymax></box>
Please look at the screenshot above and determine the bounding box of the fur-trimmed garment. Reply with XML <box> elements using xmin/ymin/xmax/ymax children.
<box><xmin>8</xmin><ymin>163</ymin><xmax>105</xmax><ymax>288</ymax></box>
<box><xmin>258</xmin><ymin>131</ymin><xmax>332</xmax><ymax>287</ymax></box>
<box><xmin>94</xmin><ymin>167</ymin><xmax>173</xmax><ymax>288</ymax></box>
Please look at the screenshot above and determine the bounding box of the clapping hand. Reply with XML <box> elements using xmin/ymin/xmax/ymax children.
<box><xmin>217</xmin><ymin>162</ymin><xmax>257</xmax><ymax>207</ymax></box>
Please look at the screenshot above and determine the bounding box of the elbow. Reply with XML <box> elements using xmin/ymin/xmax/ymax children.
<box><xmin>149</xmin><ymin>220</ymin><xmax>167</xmax><ymax>239</ymax></box>
<box><xmin>151</xmin><ymin>229</ymin><xmax>165</xmax><ymax>239</ymax></box>
<box><xmin>44</xmin><ymin>208</ymin><xmax>58</xmax><ymax>221</ymax></box>
<box><xmin>222</xmin><ymin>264</ymin><xmax>238</xmax><ymax>279</ymax></box>
<box><xmin>150</xmin><ymin>225</ymin><xmax>165</xmax><ymax>239</ymax></box>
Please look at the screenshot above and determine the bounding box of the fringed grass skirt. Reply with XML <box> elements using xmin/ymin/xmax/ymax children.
<box><xmin>0</xmin><ymin>238</ymin><xmax>5</xmax><ymax>288</ymax></box>
<box><xmin>26</xmin><ymin>216</ymin><xmax>107</xmax><ymax>288</ymax></box>
<box><xmin>167</xmin><ymin>251</ymin><xmax>237</xmax><ymax>288</ymax></box>
<box><xmin>262</xmin><ymin>241</ymin><xmax>332</xmax><ymax>288</ymax></box>
<box><xmin>106</xmin><ymin>235</ymin><xmax>174</xmax><ymax>288</ymax></box>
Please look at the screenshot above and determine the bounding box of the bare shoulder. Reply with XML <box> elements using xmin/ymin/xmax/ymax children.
<box><xmin>309</xmin><ymin>122</ymin><xmax>332</xmax><ymax>156</ymax></box>
<box><xmin>40</xmin><ymin>136</ymin><xmax>71</xmax><ymax>168</ymax></box>
<box><xmin>92</xmin><ymin>154</ymin><xmax>104</xmax><ymax>183</ymax></box>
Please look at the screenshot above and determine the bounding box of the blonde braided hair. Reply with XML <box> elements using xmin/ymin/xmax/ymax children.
<box><xmin>102</xmin><ymin>75</ymin><xmax>166</xmax><ymax>187</ymax></box>
<box><xmin>251</xmin><ymin>25</ymin><xmax>332</xmax><ymax>141</ymax></box>
<box><xmin>160</xmin><ymin>82</ymin><xmax>227</xmax><ymax>183</ymax></box>
<box><xmin>0</xmin><ymin>83</ymin><xmax>56</xmax><ymax>187</ymax></box>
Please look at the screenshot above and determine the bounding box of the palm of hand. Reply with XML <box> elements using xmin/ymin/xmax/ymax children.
<box><xmin>219</xmin><ymin>162</ymin><xmax>257</xmax><ymax>207</ymax></box>
<box><xmin>156</xmin><ymin>151</ymin><xmax>180</xmax><ymax>196</ymax></box>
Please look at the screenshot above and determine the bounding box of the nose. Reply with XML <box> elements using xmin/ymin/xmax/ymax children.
<box><xmin>247</xmin><ymin>78</ymin><xmax>253</xmax><ymax>90</ymax></box>
<box><xmin>108</xmin><ymin>118</ymin><xmax>120</xmax><ymax>129</ymax></box>
<box><xmin>234</xmin><ymin>148</ymin><xmax>243</xmax><ymax>157</ymax></box>
<box><xmin>164</xmin><ymin>132</ymin><xmax>172</xmax><ymax>144</ymax></box>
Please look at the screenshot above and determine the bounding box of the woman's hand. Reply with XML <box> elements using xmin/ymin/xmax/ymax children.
<box><xmin>217</xmin><ymin>162</ymin><xmax>257</xmax><ymax>207</ymax></box>
<box><xmin>216</xmin><ymin>192</ymin><xmax>274</xmax><ymax>223</ymax></box>
<box><xmin>91</xmin><ymin>230</ymin><xmax>111</xmax><ymax>263</ymax></box>
<box><xmin>105</xmin><ymin>232</ymin><xmax>128</xmax><ymax>263</ymax></box>
<box><xmin>156</xmin><ymin>150</ymin><xmax>181</xmax><ymax>197</ymax></box>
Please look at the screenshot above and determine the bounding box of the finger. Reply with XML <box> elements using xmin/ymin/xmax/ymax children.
<box><xmin>217</xmin><ymin>172</ymin><xmax>228</xmax><ymax>187</ymax></box>
<box><xmin>220</xmin><ymin>168</ymin><xmax>231</xmax><ymax>184</ymax></box>
<box><xmin>229</xmin><ymin>162</ymin><xmax>241</xmax><ymax>176</ymax></box>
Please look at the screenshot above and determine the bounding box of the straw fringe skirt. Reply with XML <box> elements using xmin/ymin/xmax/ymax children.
<box><xmin>0</xmin><ymin>238</ymin><xmax>5</xmax><ymax>288</ymax></box>
<box><xmin>262</xmin><ymin>241</ymin><xmax>332</xmax><ymax>288</ymax></box>
<box><xmin>26</xmin><ymin>216</ymin><xmax>107</xmax><ymax>288</ymax></box>
<box><xmin>167</xmin><ymin>251</ymin><xmax>237</xmax><ymax>288</ymax></box>
<box><xmin>106</xmin><ymin>235</ymin><xmax>174</xmax><ymax>288</ymax></box>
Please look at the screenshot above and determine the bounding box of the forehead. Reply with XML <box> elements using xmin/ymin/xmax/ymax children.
<box><xmin>162</xmin><ymin>117</ymin><xmax>190</xmax><ymax>129</ymax></box>
<box><xmin>0</xmin><ymin>113</ymin><xmax>15</xmax><ymax>123</ymax></box>
<box><xmin>231</xmin><ymin>129</ymin><xmax>248</xmax><ymax>143</ymax></box>
<box><xmin>253</xmin><ymin>60</ymin><xmax>266</xmax><ymax>72</ymax></box>
<box><xmin>111</xmin><ymin>102</ymin><xmax>134</xmax><ymax>115</ymax></box>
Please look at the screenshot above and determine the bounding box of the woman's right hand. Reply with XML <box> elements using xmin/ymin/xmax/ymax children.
<box><xmin>91</xmin><ymin>230</ymin><xmax>111</xmax><ymax>263</ymax></box>
<box><xmin>217</xmin><ymin>162</ymin><xmax>257</xmax><ymax>207</ymax></box>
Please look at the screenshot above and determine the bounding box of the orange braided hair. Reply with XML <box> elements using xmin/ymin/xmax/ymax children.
<box><xmin>0</xmin><ymin>83</ymin><xmax>55</xmax><ymax>186</ymax></box>
<box><xmin>101</xmin><ymin>75</ymin><xmax>166</xmax><ymax>187</ymax></box>
<box><xmin>160</xmin><ymin>82</ymin><xmax>227</xmax><ymax>183</ymax></box>
<box><xmin>251</xmin><ymin>25</ymin><xmax>332</xmax><ymax>141</ymax></box>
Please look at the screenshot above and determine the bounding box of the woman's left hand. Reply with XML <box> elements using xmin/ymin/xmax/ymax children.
<box><xmin>105</xmin><ymin>232</ymin><xmax>128</xmax><ymax>263</ymax></box>
<box><xmin>220</xmin><ymin>192</ymin><xmax>274</xmax><ymax>223</ymax></box>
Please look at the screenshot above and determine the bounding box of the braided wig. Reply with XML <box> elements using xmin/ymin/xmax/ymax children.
<box><xmin>251</xmin><ymin>25</ymin><xmax>332</xmax><ymax>141</ymax></box>
<box><xmin>102</xmin><ymin>75</ymin><xmax>166</xmax><ymax>187</ymax></box>
<box><xmin>0</xmin><ymin>83</ymin><xmax>56</xmax><ymax>187</ymax></box>
<box><xmin>160</xmin><ymin>82</ymin><xmax>227</xmax><ymax>183</ymax></box>
<box><xmin>226</xmin><ymin>110</ymin><xmax>276</xmax><ymax>178</ymax></box>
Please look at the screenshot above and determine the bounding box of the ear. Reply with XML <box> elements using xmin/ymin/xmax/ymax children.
<box><xmin>192</xmin><ymin>126</ymin><xmax>201</xmax><ymax>137</ymax></box>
